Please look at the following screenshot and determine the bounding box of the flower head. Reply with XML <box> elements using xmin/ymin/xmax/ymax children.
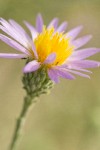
<box><xmin>0</xmin><ymin>14</ymin><xmax>100</xmax><ymax>82</ymax></box>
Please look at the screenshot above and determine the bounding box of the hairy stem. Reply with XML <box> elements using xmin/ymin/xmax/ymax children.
<box><xmin>9</xmin><ymin>96</ymin><xmax>35</xmax><ymax>150</ymax></box>
<box><xmin>8</xmin><ymin>67</ymin><xmax>54</xmax><ymax>150</ymax></box>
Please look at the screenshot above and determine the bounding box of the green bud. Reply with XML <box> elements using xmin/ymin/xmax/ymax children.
<box><xmin>22</xmin><ymin>66</ymin><xmax>54</xmax><ymax>101</ymax></box>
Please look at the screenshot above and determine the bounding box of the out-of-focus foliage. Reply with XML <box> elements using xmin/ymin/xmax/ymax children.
<box><xmin>0</xmin><ymin>0</ymin><xmax>100</xmax><ymax>150</ymax></box>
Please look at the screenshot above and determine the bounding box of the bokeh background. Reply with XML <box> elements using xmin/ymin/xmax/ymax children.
<box><xmin>0</xmin><ymin>0</ymin><xmax>100</xmax><ymax>150</ymax></box>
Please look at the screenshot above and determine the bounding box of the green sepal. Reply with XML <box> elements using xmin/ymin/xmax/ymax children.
<box><xmin>22</xmin><ymin>66</ymin><xmax>54</xmax><ymax>101</ymax></box>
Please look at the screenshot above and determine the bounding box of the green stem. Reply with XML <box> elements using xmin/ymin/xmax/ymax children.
<box><xmin>8</xmin><ymin>67</ymin><xmax>54</xmax><ymax>150</ymax></box>
<box><xmin>9</xmin><ymin>96</ymin><xmax>34</xmax><ymax>150</ymax></box>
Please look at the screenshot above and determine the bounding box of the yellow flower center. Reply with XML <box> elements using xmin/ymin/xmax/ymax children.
<box><xmin>34</xmin><ymin>27</ymin><xmax>74</xmax><ymax>66</ymax></box>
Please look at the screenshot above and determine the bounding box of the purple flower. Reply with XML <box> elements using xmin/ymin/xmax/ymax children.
<box><xmin>0</xmin><ymin>14</ymin><xmax>100</xmax><ymax>83</ymax></box>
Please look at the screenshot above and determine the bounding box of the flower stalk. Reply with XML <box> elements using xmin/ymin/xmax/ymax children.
<box><xmin>9</xmin><ymin>95</ymin><xmax>34</xmax><ymax>150</ymax></box>
<box><xmin>9</xmin><ymin>66</ymin><xmax>54</xmax><ymax>150</ymax></box>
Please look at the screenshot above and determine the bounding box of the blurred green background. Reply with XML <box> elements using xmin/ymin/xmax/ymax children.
<box><xmin>0</xmin><ymin>0</ymin><xmax>100</xmax><ymax>150</ymax></box>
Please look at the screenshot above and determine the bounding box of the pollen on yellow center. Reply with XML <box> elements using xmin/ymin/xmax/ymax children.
<box><xmin>34</xmin><ymin>27</ymin><xmax>74</xmax><ymax>66</ymax></box>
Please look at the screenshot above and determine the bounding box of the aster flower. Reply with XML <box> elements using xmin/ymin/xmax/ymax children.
<box><xmin>0</xmin><ymin>14</ymin><xmax>100</xmax><ymax>83</ymax></box>
<box><xmin>1</xmin><ymin>14</ymin><xmax>100</xmax><ymax>150</ymax></box>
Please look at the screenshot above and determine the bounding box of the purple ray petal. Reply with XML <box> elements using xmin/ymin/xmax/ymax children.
<box><xmin>67</xmin><ymin>25</ymin><xmax>83</xmax><ymax>40</ymax></box>
<box><xmin>55</xmin><ymin>67</ymin><xmax>75</xmax><ymax>80</ymax></box>
<box><xmin>65</xmin><ymin>68</ymin><xmax>90</xmax><ymax>78</ymax></box>
<box><xmin>0</xmin><ymin>18</ymin><xmax>30</xmax><ymax>48</ymax></box>
<box><xmin>0</xmin><ymin>25</ymin><xmax>27</xmax><ymax>48</ymax></box>
<box><xmin>69</xmin><ymin>48</ymin><xmax>100</xmax><ymax>60</ymax></box>
<box><xmin>32</xmin><ymin>42</ymin><xmax>38</xmax><ymax>59</ymax></box>
<box><xmin>72</xmin><ymin>35</ymin><xmax>92</xmax><ymax>50</ymax></box>
<box><xmin>9</xmin><ymin>19</ymin><xmax>26</xmax><ymax>33</ymax></box>
<box><xmin>56</xmin><ymin>21</ymin><xmax>68</xmax><ymax>32</ymax></box>
<box><xmin>23</xmin><ymin>60</ymin><xmax>40</xmax><ymax>73</ymax></box>
<box><xmin>0</xmin><ymin>18</ymin><xmax>12</xmax><ymax>30</ymax></box>
<box><xmin>24</xmin><ymin>21</ymin><xmax>38</xmax><ymax>40</ymax></box>
<box><xmin>0</xmin><ymin>53</ymin><xmax>27</xmax><ymax>58</ymax></box>
<box><xmin>9</xmin><ymin>19</ymin><xmax>31</xmax><ymax>42</ymax></box>
<box><xmin>69</xmin><ymin>67</ymin><xmax>92</xmax><ymax>73</ymax></box>
<box><xmin>67</xmin><ymin>60</ymin><xmax>100</xmax><ymax>68</ymax></box>
<box><xmin>0</xmin><ymin>34</ymin><xmax>29</xmax><ymax>55</ymax></box>
<box><xmin>44</xmin><ymin>53</ymin><xmax>56</xmax><ymax>64</ymax></box>
<box><xmin>60</xmin><ymin>64</ymin><xmax>92</xmax><ymax>73</ymax></box>
<box><xmin>47</xmin><ymin>69</ymin><xmax>59</xmax><ymax>83</ymax></box>
<box><xmin>36</xmin><ymin>13</ymin><xmax>43</xmax><ymax>33</ymax></box>
<box><xmin>47</xmin><ymin>18</ymin><xmax>59</xmax><ymax>29</ymax></box>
